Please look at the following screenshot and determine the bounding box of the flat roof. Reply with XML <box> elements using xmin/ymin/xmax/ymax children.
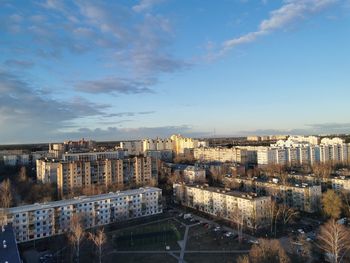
<box><xmin>184</xmin><ymin>184</ymin><xmax>268</xmax><ymax>200</ymax></box>
<box><xmin>0</xmin><ymin>224</ymin><xmax>21</xmax><ymax>263</ymax></box>
<box><xmin>3</xmin><ymin>187</ymin><xmax>161</xmax><ymax>214</ymax></box>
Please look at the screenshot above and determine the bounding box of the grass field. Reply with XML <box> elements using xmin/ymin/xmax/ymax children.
<box><xmin>113</xmin><ymin>219</ymin><xmax>185</xmax><ymax>251</ymax></box>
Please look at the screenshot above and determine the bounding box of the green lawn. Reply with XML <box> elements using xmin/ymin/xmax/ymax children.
<box><xmin>112</xmin><ymin>219</ymin><xmax>185</xmax><ymax>251</ymax></box>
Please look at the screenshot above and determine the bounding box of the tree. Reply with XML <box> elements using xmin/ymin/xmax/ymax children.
<box><xmin>236</xmin><ymin>255</ymin><xmax>250</xmax><ymax>263</ymax></box>
<box><xmin>0</xmin><ymin>179</ymin><xmax>13</xmax><ymax>208</ymax></box>
<box><xmin>268</xmin><ymin>200</ymin><xmax>278</xmax><ymax>235</ymax></box>
<box><xmin>88</xmin><ymin>229</ymin><xmax>107</xmax><ymax>263</ymax></box>
<box><xmin>249</xmin><ymin>238</ymin><xmax>290</xmax><ymax>263</ymax></box>
<box><xmin>231</xmin><ymin>208</ymin><xmax>245</xmax><ymax>243</ymax></box>
<box><xmin>68</xmin><ymin>214</ymin><xmax>85</xmax><ymax>263</ymax></box>
<box><xmin>278</xmin><ymin>204</ymin><xmax>299</xmax><ymax>229</ymax></box>
<box><xmin>322</xmin><ymin>190</ymin><xmax>342</xmax><ymax>219</ymax></box>
<box><xmin>0</xmin><ymin>209</ymin><xmax>8</xmax><ymax>227</ymax></box>
<box><xmin>317</xmin><ymin>219</ymin><xmax>350</xmax><ymax>263</ymax></box>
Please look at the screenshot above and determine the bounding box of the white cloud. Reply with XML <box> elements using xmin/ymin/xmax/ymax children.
<box><xmin>132</xmin><ymin>0</ymin><xmax>164</xmax><ymax>13</ymax></box>
<box><xmin>220</xmin><ymin>0</ymin><xmax>339</xmax><ymax>54</ymax></box>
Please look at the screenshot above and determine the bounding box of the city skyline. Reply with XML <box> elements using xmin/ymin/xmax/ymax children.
<box><xmin>1</xmin><ymin>0</ymin><xmax>350</xmax><ymax>144</ymax></box>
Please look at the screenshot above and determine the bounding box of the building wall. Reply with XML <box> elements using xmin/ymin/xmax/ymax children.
<box><xmin>36</xmin><ymin>159</ymin><xmax>60</xmax><ymax>183</ymax></box>
<box><xmin>3</xmin><ymin>187</ymin><xmax>162</xmax><ymax>243</ymax></box>
<box><xmin>173</xmin><ymin>184</ymin><xmax>271</xmax><ymax>229</ymax></box>
<box><xmin>231</xmin><ymin>178</ymin><xmax>321</xmax><ymax>213</ymax></box>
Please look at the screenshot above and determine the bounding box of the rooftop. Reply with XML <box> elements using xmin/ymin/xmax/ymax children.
<box><xmin>2</xmin><ymin>187</ymin><xmax>161</xmax><ymax>214</ymax></box>
<box><xmin>185</xmin><ymin>184</ymin><xmax>268</xmax><ymax>200</ymax></box>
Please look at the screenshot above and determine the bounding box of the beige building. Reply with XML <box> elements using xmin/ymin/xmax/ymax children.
<box><xmin>331</xmin><ymin>177</ymin><xmax>350</xmax><ymax>193</ymax></box>
<box><xmin>57</xmin><ymin>157</ymin><xmax>152</xmax><ymax>196</ymax></box>
<box><xmin>2</xmin><ymin>187</ymin><xmax>162</xmax><ymax>243</ymax></box>
<box><xmin>193</xmin><ymin>147</ymin><xmax>247</xmax><ymax>163</ymax></box>
<box><xmin>173</xmin><ymin>183</ymin><xmax>271</xmax><ymax>229</ymax></box>
<box><xmin>231</xmin><ymin>178</ymin><xmax>321</xmax><ymax>213</ymax></box>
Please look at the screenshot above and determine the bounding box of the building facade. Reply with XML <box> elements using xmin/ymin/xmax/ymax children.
<box><xmin>1</xmin><ymin>187</ymin><xmax>162</xmax><ymax>243</ymax></box>
<box><xmin>231</xmin><ymin>178</ymin><xmax>321</xmax><ymax>213</ymax></box>
<box><xmin>56</xmin><ymin>157</ymin><xmax>152</xmax><ymax>196</ymax></box>
<box><xmin>173</xmin><ymin>183</ymin><xmax>271</xmax><ymax>229</ymax></box>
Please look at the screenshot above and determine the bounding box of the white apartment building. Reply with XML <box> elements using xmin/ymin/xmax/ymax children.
<box><xmin>142</xmin><ymin>138</ymin><xmax>173</xmax><ymax>152</ymax></box>
<box><xmin>2</xmin><ymin>187</ymin><xmax>162</xmax><ymax>243</ymax></box>
<box><xmin>256</xmin><ymin>140</ymin><xmax>350</xmax><ymax>166</ymax></box>
<box><xmin>2</xmin><ymin>154</ymin><xmax>30</xmax><ymax>166</ymax></box>
<box><xmin>183</xmin><ymin>166</ymin><xmax>206</xmax><ymax>184</ymax></box>
<box><xmin>121</xmin><ymin>135</ymin><xmax>205</xmax><ymax>156</ymax></box>
<box><xmin>331</xmin><ymin>177</ymin><xmax>350</xmax><ymax>193</ymax></box>
<box><xmin>36</xmin><ymin>159</ymin><xmax>60</xmax><ymax>184</ymax></box>
<box><xmin>193</xmin><ymin>147</ymin><xmax>246</xmax><ymax>163</ymax></box>
<box><xmin>173</xmin><ymin>183</ymin><xmax>271</xmax><ymax>229</ymax></box>
<box><xmin>170</xmin><ymin>134</ymin><xmax>201</xmax><ymax>155</ymax></box>
<box><xmin>120</xmin><ymin>141</ymin><xmax>143</xmax><ymax>155</ymax></box>
<box><xmin>62</xmin><ymin>150</ymin><xmax>128</xmax><ymax>162</ymax></box>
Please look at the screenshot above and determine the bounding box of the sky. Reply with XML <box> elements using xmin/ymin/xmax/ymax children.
<box><xmin>0</xmin><ymin>0</ymin><xmax>350</xmax><ymax>144</ymax></box>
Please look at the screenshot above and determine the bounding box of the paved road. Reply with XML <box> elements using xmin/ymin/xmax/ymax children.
<box><xmin>179</xmin><ymin>225</ymin><xmax>190</xmax><ymax>262</ymax></box>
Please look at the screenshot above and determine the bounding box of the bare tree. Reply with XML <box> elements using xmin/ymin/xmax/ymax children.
<box><xmin>236</xmin><ymin>255</ymin><xmax>250</xmax><ymax>263</ymax></box>
<box><xmin>0</xmin><ymin>209</ymin><xmax>8</xmax><ymax>227</ymax></box>
<box><xmin>88</xmin><ymin>229</ymin><xmax>107</xmax><ymax>263</ymax></box>
<box><xmin>249</xmin><ymin>238</ymin><xmax>290</xmax><ymax>263</ymax></box>
<box><xmin>0</xmin><ymin>179</ymin><xmax>13</xmax><ymax>208</ymax></box>
<box><xmin>268</xmin><ymin>200</ymin><xmax>278</xmax><ymax>235</ymax></box>
<box><xmin>278</xmin><ymin>204</ymin><xmax>299</xmax><ymax>229</ymax></box>
<box><xmin>68</xmin><ymin>214</ymin><xmax>85</xmax><ymax>263</ymax></box>
<box><xmin>231</xmin><ymin>208</ymin><xmax>245</xmax><ymax>243</ymax></box>
<box><xmin>317</xmin><ymin>219</ymin><xmax>350</xmax><ymax>263</ymax></box>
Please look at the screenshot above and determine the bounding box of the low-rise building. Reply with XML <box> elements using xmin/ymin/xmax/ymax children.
<box><xmin>331</xmin><ymin>176</ymin><xmax>350</xmax><ymax>193</ymax></box>
<box><xmin>173</xmin><ymin>183</ymin><xmax>271</xmax><ymax>229</ymax></box>
<box><xmin>183</xmin><ymin>166</ymin><xmax>206</xmax><ymax>184</ymax></box>
<box><xmin>231</xmin><ymin>178</ymin><xmax>321</xmax><ymax>213</ymax></box>
<box><xmin>2</xmin><ymin>187</ymin><xmax>162</xmax><ymax>243</ymax></box>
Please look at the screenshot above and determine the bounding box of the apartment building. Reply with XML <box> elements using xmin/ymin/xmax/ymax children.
<box><xmin>182</xmin><ymin>166</ymin><xmax>206</xmax><ymax>184</ymax></box>
<box><xmin>123</xmin><ymin>157</ymin><xmax>152</xmax><ymax>186</ymax></box>
<box><xmin>36</xmin><ymin>159</ymin><xmax>60</xmax><ymax>183</ymax></box>
<box><xmin>173</xmin><ymin>183</ymin><xmax>271</xmax><ymax>229</ymax></box>
<box><xmin>330</xmin><ymin>177</ymin><xmax>350</xmax><ymax>193</ymax></box>
<box><xmin>119</xmin><ymin>141</ymin><xmax>143</xmax><ymax>155</ymax></box>
<box><xmin>57</xmin><ymin>159</ymin><xmax>123</xmax><ymax>196</ymax></box>
<box><xmin>1</xmin><ymin>187</ymin><xmax>162</xmax><ymax>243</ymax></box>
<box><xmin>62</xmin><ymin>150</ymin><xmax>128</xmax><ymax>162</ymax></box>
<box><xmin>2</xmin><ymin>154</ymin><xmax>30</xmax><ymax>166</ymax></box>
<box><xmin>142</xmin><ymin>138</ymin><xmax>173</xmax><ymax>152</ymax></box>
<box><xmin>193</xmin><ymin>147</ymin><xmax>247</xmax><ymax>163</ymax></box>
<box><xmin>231</xmin><ymin>178</ymin><xmax>321</xmax><ymax>213</ymax></box>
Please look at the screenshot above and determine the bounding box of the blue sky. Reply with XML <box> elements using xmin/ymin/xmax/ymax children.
<box><xmin>0</xmin><ymin>0</ymin><xmax>350</xmax><ymax>143</ymax></box>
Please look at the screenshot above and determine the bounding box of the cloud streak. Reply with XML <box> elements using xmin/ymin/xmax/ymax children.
<box><xmin>218</xmin><ymin>0</ymin><xmax>338</xmax><ymax>56</ymax></box>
